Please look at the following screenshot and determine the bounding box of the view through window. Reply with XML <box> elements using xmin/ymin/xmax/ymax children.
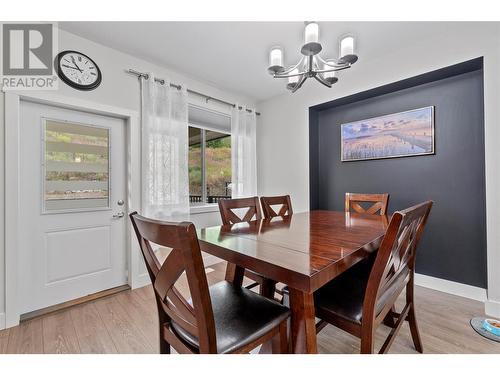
<box><xmin>188</xmin><ymin>126</ymin><xmax>231</xmax><ymax>205</ymax></box>
<box><xmin>44</xmin><ymin>120</ymin><xmax>110</xmax><ymax>212</ymax></box>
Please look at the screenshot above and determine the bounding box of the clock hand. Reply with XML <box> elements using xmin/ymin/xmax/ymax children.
<box><xmin>62</xmin><ymin>64</ymin><xmax>82</xmax><ymax>71</ymax></box>
<box><xmin>70</xmin><ymin>55</ymin><xmax>83</xmax><ymax>73</ymax></box>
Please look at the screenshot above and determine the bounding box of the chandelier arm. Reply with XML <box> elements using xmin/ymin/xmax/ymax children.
<box><xmin>274</xmin><ymin>71</ymin><xmax>307</xmax><ymax>79</ymax></box>
<box><xmin>314</xmin><ymin>74</ymin><xmax>332</xmax><ymax>88</ymax></box>
<box><xmin>316</xmin><ymin>54</ymin><xmax>348</xmax><ymax>68</ymax></box>
<box><xmin>291</xmin><ymin>75</ymin><xmax>308</xmax><ymax>93</ymax></box>
<box><xmin>314</xmin><ymin>65</ymin><xmax>352</xmax><ymax>74</ymax></box>
<box><xmin>274</xmin><ymin>56</ymin><xmax>307</xmax><ymax>77</ymax></box>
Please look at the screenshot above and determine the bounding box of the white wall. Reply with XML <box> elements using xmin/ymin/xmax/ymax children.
<box><xmin>0</xmin><ymin>27</ymin><xmax>256</xmax><ymax>323</ymax></box>
<box><xmin>257</xmin><ymin>22</ymin><xmax>500</xmax><ymax>316</ymax></box>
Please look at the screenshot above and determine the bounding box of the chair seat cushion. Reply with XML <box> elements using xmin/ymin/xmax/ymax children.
<box><xmin>314</xmin><ymin>256</ymin><xmax>407</xmax><ymax>325</ymax></box>
<box><xmin>170</xmin><ymin>281</ymin><xmax>290</xmax><ymax>353</ymax></box>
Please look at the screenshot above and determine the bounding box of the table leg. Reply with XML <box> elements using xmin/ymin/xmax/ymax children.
<box><xmin>225</xmin><ymin>262</ymin><xmax>244</xmax><ymax>287</ymax></box>
<box><xmin>289</xmin><ymin>287</ymin><xmax>318</xmax><ymax>354</ymax></box>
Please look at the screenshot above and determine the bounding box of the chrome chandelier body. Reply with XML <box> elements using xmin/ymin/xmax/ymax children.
<box><xmin>267</xmin><ymin>22</ymin><xmax>358</xmax><ymax>93</ymax></box>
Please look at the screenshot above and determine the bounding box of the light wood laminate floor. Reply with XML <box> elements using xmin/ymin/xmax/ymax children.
<box><xmin>1</xmin><ymin>262</ymin><xmax>498</xmax><ymax>354</ymax></box>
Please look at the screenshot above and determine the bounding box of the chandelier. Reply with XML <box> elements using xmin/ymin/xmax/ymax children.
<box><xmin>267</xmin><ymin>22</ymin><xmax>358</xmax><ymax>93</ymax></box>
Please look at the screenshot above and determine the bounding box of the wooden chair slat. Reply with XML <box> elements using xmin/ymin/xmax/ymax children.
<box><xmin>162</xmin><ymin>299</ymin><xmax>198</xmax><ymax>336</ymax></box>
<box><xmin>242</xmin><ymin>206</ymin><xmax>257</xmax><ymax>222</ymax></box>
<box><xmin>218</xmin><ymin>196</ymin><xmax>262</xmax><ymax>225</ymax></box>
<box><xmin>153</xmin><ymin>248</ymin><xmax>185</xmax><ymax>301</ymax></box>
<box><xmin>260</xmin><ymin>195</ymin><xmax>293</xmax><ymax>219</ymax></box>
<box><xmin>345</xmin><ymin>193</ymin><xmax>389</xmax><ymax>216</ymax></box>
<box><xmin>166</xmin><ymin>287</ymin><xmax>197</xmax><ymax>326</ymax></box>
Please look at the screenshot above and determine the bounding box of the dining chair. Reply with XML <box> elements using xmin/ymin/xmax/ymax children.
<box><xmin>260</xmin><ymin>195</ymin><xmax>293</xmax><ymax>219</ymax></box>
<box><xmin>345</xmin><ymin>192</ymin><xmax>392</xmax><ymax>321</ymax></box>
<box><xmin>345</xmin><ymin>192</ymin><xmax>390</xmax><ymax>216</ymax></box>
<box><xmin>129</xmin><ymin>212</ymin><xmax>289</xmax><ymax>354</ymax></box>
<box><xmin>218</xmin><ymin>197</ymin><xmax>277</xmax><ymax>298</ymax></box>
<box><xmin>313</xmin><ymin>201</ymin><xmax>433</xmax><ymax>354</ymax></box>
<box><xmin>218</xmin><ymin>196</ymin><xmax>263</xmax><ymax>225</ymax></box>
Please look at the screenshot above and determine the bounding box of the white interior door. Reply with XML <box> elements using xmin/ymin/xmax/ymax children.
<box><xmin>19</xmin><ymin>100</ymin><xmax>128</xmax><ymax>314</ymax></box>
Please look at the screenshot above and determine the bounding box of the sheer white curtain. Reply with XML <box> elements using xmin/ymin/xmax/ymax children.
<box><xmin>141</xmin><ymin>74</ymin><xmax>189</xmax><ymax>219</ymax></box>
<box><xmin>231</xmin><ymin>105</ymin><xmax>257</xmax><ymax>198</ymax></box>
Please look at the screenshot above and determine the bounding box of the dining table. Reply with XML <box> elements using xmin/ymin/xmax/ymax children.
<box><xmin>197</xmin><ymin>210</ymin><xmax>389</xmax><ymax>354</ymax></box>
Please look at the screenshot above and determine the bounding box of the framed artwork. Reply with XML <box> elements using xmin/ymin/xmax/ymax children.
<box><xmin>341</xmin><ymin>106</ymin><xmax>435</xmax><ymax>162</ymax></box>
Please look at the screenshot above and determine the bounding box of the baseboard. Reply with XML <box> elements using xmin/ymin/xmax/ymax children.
<box><xmin>131</xmin><ymin>273</ymin><xmax>151</xmax><ymax>289</ymax></box>
<box><xmin>485</xmin><ymin>299</ymin><xmax>500</xmax><ymax>319</ymax></box>
<box><xmin>414</xmin><ymin>273</ymin><xmax>487</xmax><ymax>302</ymax></box>
<box><xmin>0</xmin><ymin>313</ymin><xmax>5</xmax><ymax>330</ymax></box>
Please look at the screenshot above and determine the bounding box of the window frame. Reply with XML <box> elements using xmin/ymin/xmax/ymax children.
<box><xmin>188</xmin><ymin>122</ymin><xmax>231</xmax><ymax>211</ymax></box>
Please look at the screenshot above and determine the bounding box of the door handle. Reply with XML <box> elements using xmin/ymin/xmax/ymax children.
<box><xmin>112</xmin><ymin>212</ymin><xmax>125</xmax><ymax>219</ymax></box>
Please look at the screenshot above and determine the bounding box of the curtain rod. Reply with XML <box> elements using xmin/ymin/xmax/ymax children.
<box><xmin>127</xmin><ymin>69</ymin><xmax>260</xmax><ymax>116</ymax></box>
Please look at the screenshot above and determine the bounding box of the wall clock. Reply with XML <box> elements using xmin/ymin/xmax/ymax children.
<box><xmin>55</xmin><ymin>50</ymin><xmax>102</xmax><ymax>91</ymax></box>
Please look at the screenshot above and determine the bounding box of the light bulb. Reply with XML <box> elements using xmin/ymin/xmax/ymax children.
<box><xmin>340</xmin><ymin>36</ymin><xmax>354</xmax><ymax>57</ymax></box>
<box><xmin>268</xmin><ymin>46</ymin><xmax>284</xmax><ymax>73</ymax></box>
<box><xmin>301</xmin><ymin>22</ymin><xmax>322</xmax><ymax>56</ymax></box>
<box><xmin>339</xmin><ymin>36</ymin><xmax>358</xmax><ymax>64</ymax></box>
<box><xmin>304</xmin><ymin>22</ymin><xmax>319</xmax><ymax>44</ymax></box>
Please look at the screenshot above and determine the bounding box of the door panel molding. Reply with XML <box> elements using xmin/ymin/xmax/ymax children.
<box><xmin>4</xmin><ymin>91</ymin><xmax>141</xmax><ymax>328</ymax></box>
<box><xmin>44</xmin><ymin>225</ymin><xmax>112</xmax><ymax>285</ymax></box>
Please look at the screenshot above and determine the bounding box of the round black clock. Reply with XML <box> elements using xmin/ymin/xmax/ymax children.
<box><xmin>55</xmin><ymin>50</ymin><xmax>102</xmax><ymax>91</ymax></box>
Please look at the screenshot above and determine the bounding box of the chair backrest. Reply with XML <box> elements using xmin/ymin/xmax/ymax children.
<box><xmin>345</xmin><ymin>192</ymin><xmax>390</xmax><ymax>216</ymax></box>
<box><xmin>129</xmin><ymin>212</ymin><xmax>217</xmax><ymax>353</ymax></box>
<box><xmin>260</xmin><ymin>195</ymin><xmax>293</xmax><ymax>218</ymax></box>
<box><xmin>363</xmin><ymin>201</ymin><xmax>433</xmax><ymax>323</ymax></box>
<box><xmin>218</xmin><ymin>196</ymin><xmax>263</xmax><ymax>225</ymax></box>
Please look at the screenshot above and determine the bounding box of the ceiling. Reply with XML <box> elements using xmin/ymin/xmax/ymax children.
<box><xmin>59</xmin><ymin>22</ymin><xmax>452</xmax><ymax>102</ymax></box>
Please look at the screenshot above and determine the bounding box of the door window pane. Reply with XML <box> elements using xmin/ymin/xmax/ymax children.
<box><xmin>44</xmin><ymin>120</ymin><xmax>109</xmax><ymax>211</ymax></box>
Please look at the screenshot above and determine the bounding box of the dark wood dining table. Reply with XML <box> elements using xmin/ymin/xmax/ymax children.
<box><xmin>197</xmin><ymin>210</ymin><xmax>389</xmax><ymax>354</ymax></box>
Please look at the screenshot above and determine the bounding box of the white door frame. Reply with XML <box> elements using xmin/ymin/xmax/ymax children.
<box><xmin>4</xmin><ymin>91</ymin><xmax>145</xmax><ymax>328</ymax></box>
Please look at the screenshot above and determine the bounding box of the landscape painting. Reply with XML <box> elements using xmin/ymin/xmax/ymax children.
<box><xmin>341</xmin><ymin>106</ymin><xmax>435</xmax><ymax>162</ymax></box>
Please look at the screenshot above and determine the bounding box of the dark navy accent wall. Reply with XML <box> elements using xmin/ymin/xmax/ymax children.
<box><xmin>309</xmin><ymin>59</ymin><xmax>487</xmax><ymax>288</ymax></box>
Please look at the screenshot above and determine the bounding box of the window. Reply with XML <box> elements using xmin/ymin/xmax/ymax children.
<box><xmin>189</xmin><ymin>126</ymin><xmax>231</xmax><ymax>205</ymax></box>
<box><xmin>43</xmin><ymin>119</ymin><xmax>110</xmax><ymax>212</ymax></box>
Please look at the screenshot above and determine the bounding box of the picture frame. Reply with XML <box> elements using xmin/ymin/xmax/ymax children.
<box><xmin>341</xmin><ymin>106</ymin><xmax>435</xmax><ymax>162</ymax></box>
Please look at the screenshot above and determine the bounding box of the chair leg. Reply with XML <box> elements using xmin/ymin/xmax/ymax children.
<box><xmin>158</xmin><ymin>320</ymin><xmax>171</xmax><ymax>354</ymax></box>
<box><xmin>360</xmin><ymin>323</ymin><xmax>374</xmax><ymax>354</ymax></box>
<box><xmin>406</xmin><ymin>277</ymin><xmax>423</xmax><ymax>353</ymax></box>
<box><xmin>272</xmin><ymin>321</ymin><xmax>288</xmax><ymax>354</ymax></box>
<box><xmin>157</xmin><ymin>304</ymin><xmax>171</xmax><ymax>354</ymax></box>
<box><xmin>159</xmin><ymin>336</ymin><xmax>171</xmax><ymax>354</ymax></box>
<box><xmin>360</xmin><ymin>332</ymin><xmax>374</xmax><ymax>354</ymax></box>
<box><xmin>407</xmin><ymin>305</ymin><xmax>423</xmax><ymax>353</ymax></box>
